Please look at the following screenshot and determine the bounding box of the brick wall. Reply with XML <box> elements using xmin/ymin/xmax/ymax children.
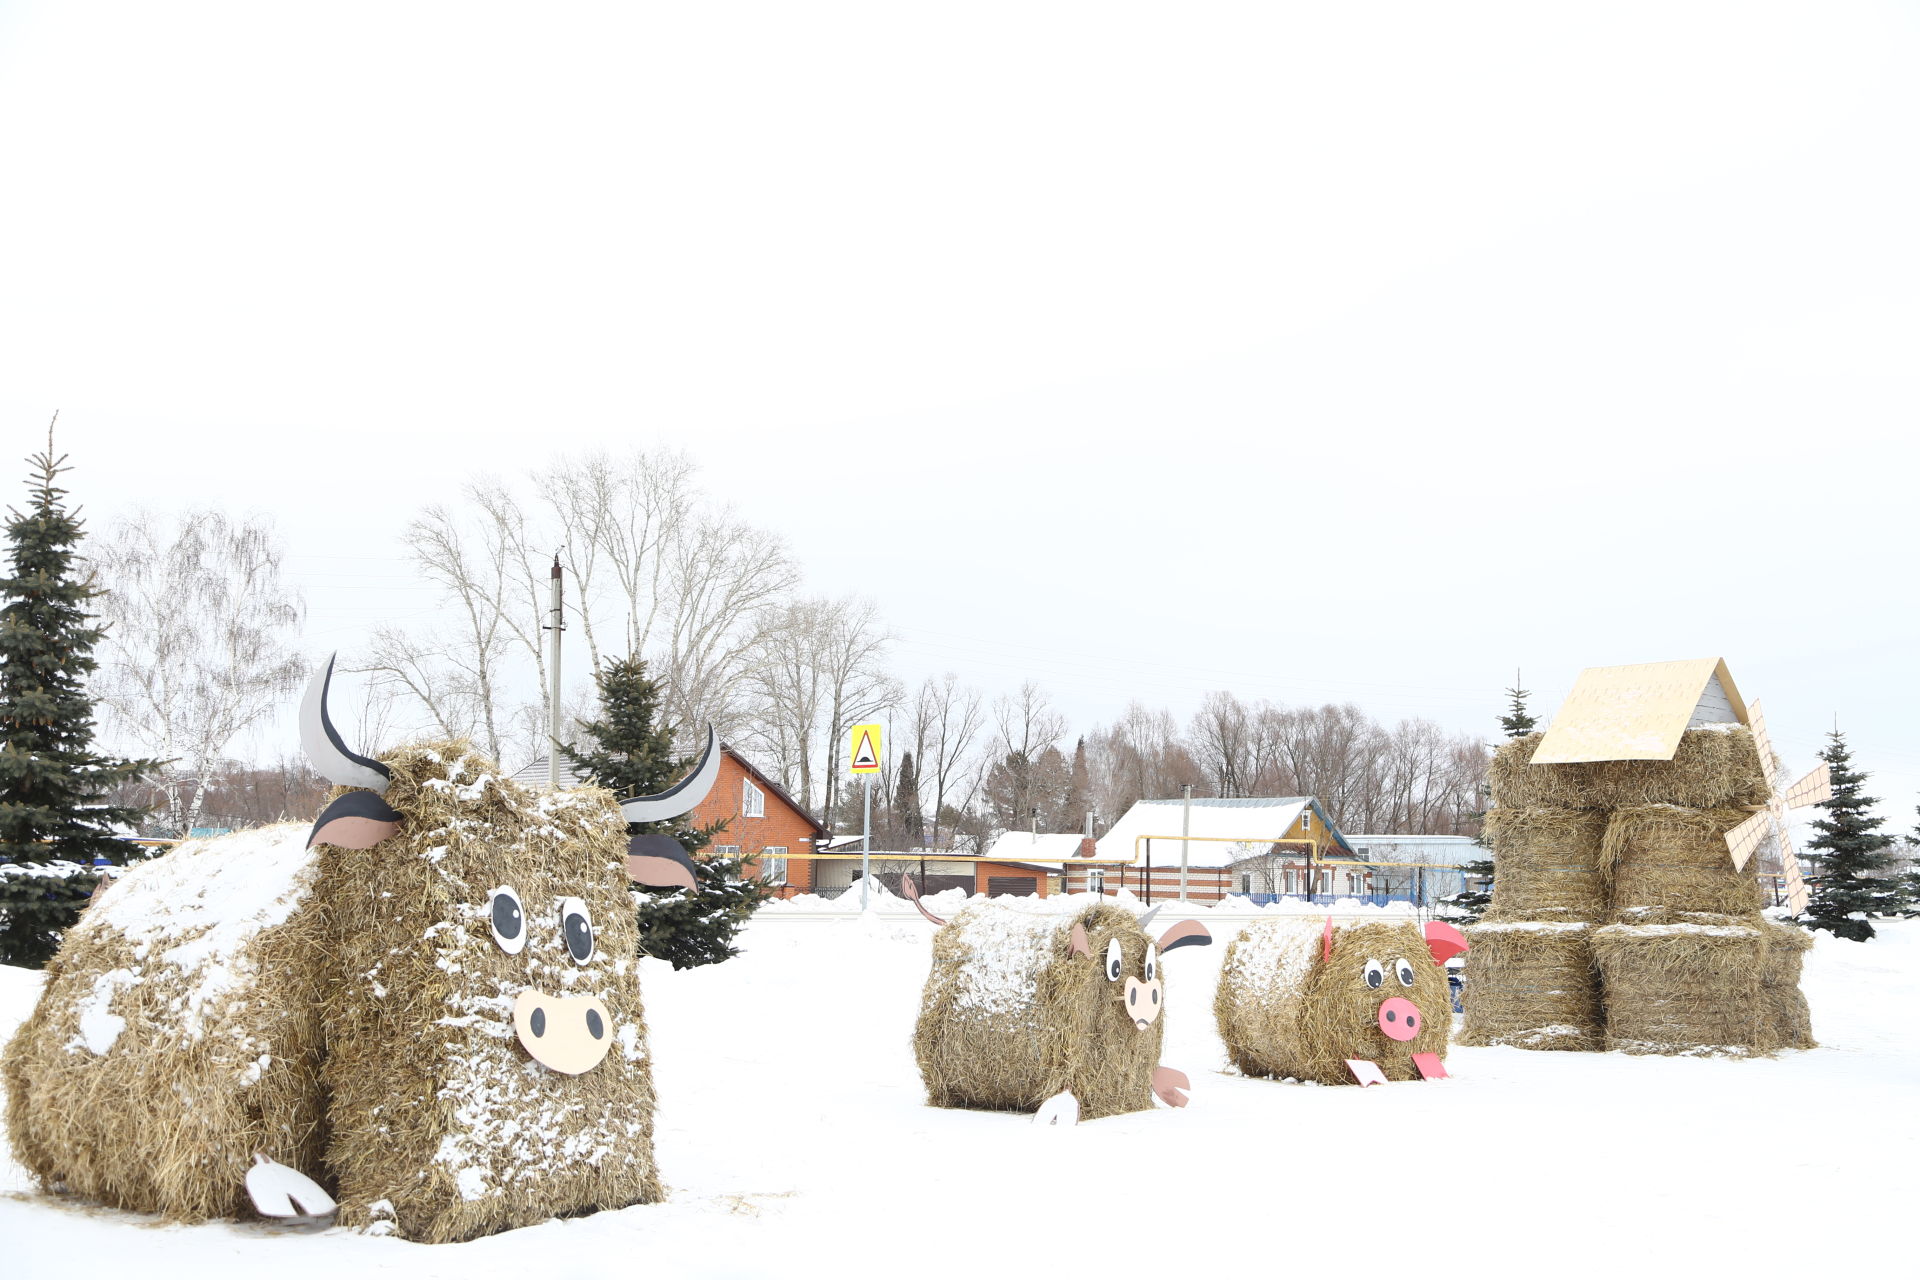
<box><xmin>682</xmin><ymin>752</ymin><xmax>822</xmax><ymax>894</ymax></box>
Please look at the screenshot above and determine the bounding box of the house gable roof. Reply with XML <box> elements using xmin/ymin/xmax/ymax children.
<box><xmin>1094</xmin><ymin>796</ymin><xmax>1353</xmax><ymax>868</ymax></box>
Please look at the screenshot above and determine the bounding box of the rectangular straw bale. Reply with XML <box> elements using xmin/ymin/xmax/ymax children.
<box><xmin>1</xmin><ymin>824</ymin><xmax>329</xmax><ymax>1222</ymax></box>
<box><xmin>1482</xmin><ymin>807</ymin><xmax>1608</xmax><ymax>922</ymax></box>
<box><xmin>1603</xmin><ymin>805</ymin><xmax>1765</xmax><ymax>917</ymax></box>
<box><xmin>914</xmin><ymin>901</ymin><xmax>1161</xmax><ymax>1119</ymax></box>
<box><xmin>316</xmin><ymin>744</ymin><xmax>659</xmax><ymax>1243</ymax></box>
<box><xmin>1592</xmin><ymin>913</ymin><xmax>1766</xmax><ymax>1056</ymax></box>
<box><xmin>1489</xmin><ymin>728</ymin><xmax>1770</xmax><ymax>811</ymax></box>
<box><xmin>1758</xmin><ymin>918</ymin><xmax>1815</xmax><ymax>1050</ymax></box>
<box><xmin>1457</xmin><ymin>916</ymin><xmax>1602</xmax><ymax>1051</ymax></box>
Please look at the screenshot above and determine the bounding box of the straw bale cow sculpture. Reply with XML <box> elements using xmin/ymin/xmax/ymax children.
<box><xmin>3</xmin><ymin>658</ymin><xmax>719</xmax><ymax>1242</ymax></box>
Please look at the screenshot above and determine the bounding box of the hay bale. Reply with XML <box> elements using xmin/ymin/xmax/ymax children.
<box><xmin>1758</xmin><ymin>918</ymin><xmax>1815</xmax><ymax>1050</ymax></box>
<box><xmin>2</xmin><ymin>824</ymin><xmax>329</xmax><ymax>1221</ymax></box>
<box><xmin>316</xmin><ymin>743</ymin><xmax>659</xmax><ymax>1243</ymax></box>
<box><xmin>1482</xmin><ymin>807</ymin><xmax>1608</xmax><ymax>921</ymax></box>
<box><xmin>913</xmin><ymin>901</ymin><xmax>1162</xmax><ymax>1119</ymax></box>
<box><xmin>1488</xmin><ymin>728</ymin><xmax>1770</xmax><ymax>811</ymax></box>
<box><xmin>1604</xmin><ymin>805</ymin><xmax>1765</xmax><ymax>917</ymax></box>
<box><xmin>1592</xmin><ymin>913</ymin><xmax>1766</xmax><ymax>1056</ymax></box>
<box><xmin>1214</xmin><ymin>919</ymin><xmax>1451</xmax><ymax>1086</ymax></box>
<box><xmin>1456</xmin><ymin>916</ymin><xmax>1603</xmax><ymax>1051</ymax></box>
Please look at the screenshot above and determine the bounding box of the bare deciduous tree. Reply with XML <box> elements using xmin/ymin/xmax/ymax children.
<box><xmin>92</xmin><ymin>509</ymin><xmax>306</xmax><ymax>835</ymax></box>
<box><xmin>909</xmin><ymin>674</ymin><xmax>985</xmax><ymax>849</ymax></box>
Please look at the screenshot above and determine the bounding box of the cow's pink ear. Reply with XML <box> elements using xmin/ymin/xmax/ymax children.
<box><xmin>1156</xmin><ymin>920</ymin><xmax>1211</xmax><ymax>953</ymax></box>
<box><xmin>1321</xmin><ymin>916</ymin><xmax>1335</xmax><ymax>962</ymax></box>
<box><xmin>1070</xmin><ymin>923</ymin><xmax>1091</xmax><ymax>957</ymax></box>
<box><xmin>1423</xmin><ymin>921</ymin><xmax>1469</xmax><ymax>965</ymax></box>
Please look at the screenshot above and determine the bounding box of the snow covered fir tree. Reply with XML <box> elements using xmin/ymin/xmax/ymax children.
<box><xmin>1798</xmin><ymin>730</ymin><xmax>1900</xmax><ymax>941</ymax></box>
<box><xmin>0</xmin><ymin>428</ymin><xmax>155</xmax><ymax>967</ymax></box>
<box><xmin>562</xmin><ymin>655</ymin><xmax>772</xmax><ymax>969</ymax></box>
<box><xmin>1441</xmin><ymin>678</ymin><xmax>1530</xmax><ymax>923</ymax></box>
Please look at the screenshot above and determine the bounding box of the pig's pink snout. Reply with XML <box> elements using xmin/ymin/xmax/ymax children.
<box><xmin>1378</xmin><ymin>996</ymin><xmax>1422</xmax><ymax>1042</ymax></box>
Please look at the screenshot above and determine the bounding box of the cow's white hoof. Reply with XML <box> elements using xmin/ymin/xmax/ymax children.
<box><xmin>1034</xmin><ymin>1091</ymin><xmax>1081</xmax><ymax>1127</ymax></box>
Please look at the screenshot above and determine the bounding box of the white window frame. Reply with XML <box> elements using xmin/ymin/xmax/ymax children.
<box><xmin>1301</xmin><ymin>809</ymin><xmax>1313</xmax><ymax>832</ymax></box>
<box><xmin>1088</xmin><ymin>869</ymin><xmax>1106</xmax><ymax>896</ymax></box>
<box><xmin>742</xmin><ymin>778</ymin><xmax>765</xmax><ymax>818</ymax></box>
<box><xmin>760</xmin><ymin>846</ymin><xmax>787</xmax><ymax>885</ymax></box>
<box><xmin>712</xmin><ymin>845</ymin><xmax>741</xmax><ymax>856</ymax></box>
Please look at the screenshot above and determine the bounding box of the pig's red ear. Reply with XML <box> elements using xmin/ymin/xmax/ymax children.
<box><xmin>1424</xmin><ymin>921</ymin><xmax>1469</xmax><ymax>965</ymax></box>
<box><xmin>1070</xmin><ymin>923</ymin><xmax>1091</xmax><ymax>957</ymax></box>
<box><xmin>1321</xmin><ymin>916</ymin><xmax>1335</xmax><ymax>962</ymax></box>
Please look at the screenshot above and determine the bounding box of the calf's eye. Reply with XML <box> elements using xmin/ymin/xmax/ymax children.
<box><xmin>559</xmin><ymin>897</ymin><xmax>595</xmax><ymax>964</ymax></box>
<box><xmin>1362</xmin><ymin>958</ymin><xmax>1384</xmax><ymax>989</ymax></box>
<box><xmin>1104</xmin><ymin>938</ymin><xmax>1124</xmax><ymax>982</ymax></box>
<box><xmin>1395</xmin><ymin>958</ymin><xmax>1416</xmax><ymax>987</ymax></box>
<box><xmin>489</xmin><ymin>886</ymin><xmax>526</xmax><ymax>954</ymax></box>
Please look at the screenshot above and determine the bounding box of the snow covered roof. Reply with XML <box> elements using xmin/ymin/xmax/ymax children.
<box><xmin>1343</xmin><ymin>834</ymin><xmax>1487</xmax><ymax>867</ymax></box>
<box><xmin>1094</xmin><ymin>797</ymin><xmax>1351</xmax><ymax>868</ymax></box>
<box><xmin>982</xmin><ymin>832</ymin><xmax>1092</xmax><ymax>865</ymax></box>
<box><xmin>507</xmin><ymin>753</ymin><xmax>595</xmax><ymax>789</ymax></box>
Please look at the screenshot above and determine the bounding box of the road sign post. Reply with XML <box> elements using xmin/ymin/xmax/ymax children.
<box><xmin>849</xmin><ymin>723</ymin><xmax>883</xmax><ymax>911</ymax></box>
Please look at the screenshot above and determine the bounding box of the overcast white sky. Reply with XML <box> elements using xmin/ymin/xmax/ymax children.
<box><xmin>2</xmin><ymin>2</ymin><xmax>1915</xmax><ymax>823</ymax></box>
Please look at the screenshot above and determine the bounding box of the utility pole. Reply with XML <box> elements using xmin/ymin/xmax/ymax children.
<box><xmin>545</xmin><ymin>554</ymin><xmax>564</xmax><ymax>789</ymax></box>
<box><xmin>1180</xmin><ymin>783</ymin><xmax>1193</xmax><ymax>903</ymax></box>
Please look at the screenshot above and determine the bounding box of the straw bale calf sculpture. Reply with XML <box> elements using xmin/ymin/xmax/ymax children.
<box><xmin>1215</xmin><ymin>917</ymin><xmax>1468</xmax><ymax>1086</ymax></box>
<box><xmin>3</xmin><ymin>657</ymin><xmax>719</xmax><ymax>1242</ymax></box>
<box><xmin>906</xmin><ymin>880</ymin><xmax>1211</xmax><ymax>1124</ymax></box>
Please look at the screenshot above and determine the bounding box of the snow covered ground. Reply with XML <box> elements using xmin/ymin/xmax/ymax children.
<box><xmin>3</xmin><ymin>908</ymin><xmax>1915</xmax><ymax>1279</ymax></box>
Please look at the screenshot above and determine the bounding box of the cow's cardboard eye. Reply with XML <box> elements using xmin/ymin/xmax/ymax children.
<box><xmin>1395</xmin><ymin>958</ymin><xmax>1416</xmax><ymax>988</ymax></box>
<box><xmin>1363</xmin><ymin>958</ymin><xmax>1384</xmax><ymax>989</ymax></box>
<box><xmin>1144</xmin><ymin>944</ymin><xmax>1157</xmax><ymax>983</ymax></box>
<box><xmin>1104</xmin><ymin>938</ymin><xmax>1124</xmax><ymax>982</ymax></box>
<box><xmin>489</xmin><ymin>887</ymin><xmax>526</xmax><ymax>954</ymax></box>
<box><xmin>560</xmin><ymin>897</ymin><xmax>595</xmax><ymax>964</ymax></box>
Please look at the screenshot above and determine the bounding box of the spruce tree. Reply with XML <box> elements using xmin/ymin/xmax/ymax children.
<box><xmin>1798</xmin><ymin>730</ymin><xmax>1897</xmax><ymax>942</ymax></box>
<box><xmin>1499</xmin><ymin>675</ymin><xmax>1537</xmax><ymax>739</ymax></box>
<box><xmin>895</xmin><ymin>750</ymin><xmax>923</xmax><ymax>846</ymax></box>
<box><xmin>560</xmin><ymin>655</ymin><xmax>772</xmax><ymax>969</ymax></box>
<box><xmin>0</xmin><ymin>426</ymin><xmax>157</xmax><ymax>967</ymax></box>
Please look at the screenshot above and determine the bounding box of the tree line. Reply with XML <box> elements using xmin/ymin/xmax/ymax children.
<box><xmin>80</xmin><ymin>447</ymin><xmax>1490</xmax><ymax>844</ymax></box>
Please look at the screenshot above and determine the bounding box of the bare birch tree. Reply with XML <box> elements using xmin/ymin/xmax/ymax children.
<box><xmin>910</xmin><ymin>674</ymin><xmax>985</xmax><ymax>849</ymax></box>
<box><xmin>92</xmin><ymin>509</ymin><xmax>306</xmax><ymax>835</ymax></box>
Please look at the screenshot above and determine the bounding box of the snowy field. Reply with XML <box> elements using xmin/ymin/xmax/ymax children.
<box><xmin>3</xmin><ymin>906</ymin><xmax>1915</xmax><ymax>1280</ymax></box>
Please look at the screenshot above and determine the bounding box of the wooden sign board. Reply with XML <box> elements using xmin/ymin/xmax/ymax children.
<box><xmin>1532</xmin><ymin>658</ymin><xmax>1749</xmax><ymax>764</ymax></box>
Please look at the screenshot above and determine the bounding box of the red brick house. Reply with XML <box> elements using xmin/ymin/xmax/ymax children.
<box><xmin>512</xmin><ymin>745</ymin><xmax>825</xmax><ymax>895</ymax></box>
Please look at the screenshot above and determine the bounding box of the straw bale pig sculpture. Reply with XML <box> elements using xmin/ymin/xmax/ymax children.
<box><xmin>1215</xmin><ymin>917</ymin><xmax>1468</xmax><ymax>1086</ymax></box>
<box><xmin>3</xmin><ymin>657</ymin><xmax>719</xmax><ymax>1242</ymax></box>
<box><xmin>906</xmin><ymin>879</ymin><xmax>1211</xmax><ymax>1124</ymax></box>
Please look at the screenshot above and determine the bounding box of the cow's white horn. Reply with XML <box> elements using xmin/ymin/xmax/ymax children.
<box><xmin>619</xmin><ymin>725</ymin><xmax>720</xmax><ymax>824</ymax></box>
<box><xmin>299</xmin><ymin>655</ymin><xmax>391</xmax><ymax>793</ymax></box>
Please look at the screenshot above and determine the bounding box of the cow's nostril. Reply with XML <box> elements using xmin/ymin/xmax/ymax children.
<box><xmin>586</xmin><ymin>1008</ymin><xmax>604</xmax><ymax>1040</ymax></box>
<box><xmin>1152</xmin><ymin>989</ymin><xmax>1160</xmax><ymax>1004</ymax></box>
<box><xmin>530</xmin><ymin>1007</ymin><xmax>547</xmax><ymax>1038</ymax></box>
<box><xmin>1128</xmin><ymin>988</ymin><xmax>1137</xmax><ymax>1005</ymax></box>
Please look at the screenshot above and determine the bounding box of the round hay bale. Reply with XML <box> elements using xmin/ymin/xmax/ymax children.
<box><xmin>1</xmin><ymin>824</ymin><xmax>329</xmax><ymax>1222</ymax></box>
<box><xmin>315</xmin><ymin>743</ymin><xmax>659</xmax><ymax>1243</ymax></box>
<box><xmin>1457</xmin><ymin>916</ymin><xmax>1602</xmax><ymax>1051</ymax></box>
<box><xmin>913</xmin><ymin>901</ymin><xmax>1163</xmax><ymax>1119</ymax></box>
<box><xmin>1758</xmin><ymin>918</ymin><xmax>1815</xmax><ymax>1051</ymax></box>
<box><xmin>1488</xmin><ymin>728</ymin><xmax>1770</xmax><ymax>811</ymax></box>
<box><xmin>1603</xmin><ymin>805</ymin><xmax>1765</xmax><ymax>917</ymax></box>
<box><xmin>1592</xmin><ymin>913</ymin><xmax>1766</xmax><ymax>1056</ymax></box>
<box><xmin>1482</xmin><ymin>807</ymin><xmax>1608</xmax><ymax>922</ymax></box>
<box><xmin>1214</xmin><ymin>919</ymin><xmax>1452</xmax><ymax>1086</ymax></box>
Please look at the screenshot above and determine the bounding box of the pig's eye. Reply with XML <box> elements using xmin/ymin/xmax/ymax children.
<box><xmin>488</xmin><ymin>886</ymin><xmax>526</xmax><ymax>954</ymax></box>
<box><xmin>1144</xmin><ymin>945</ymin><xmax>1157</xmax><ymax>983</ymax></box>
<box><xmin>559</xmin><ymin>897</ymin><xmax>595</xmax><ymax>964</ymax></box>
<box><xmin>1104</xmin><ymin>938</ymin><xmax>1124</xmax><ymax>982</ymax></box>
<box><xmin>1362</xmin><ymin>959</ymin><xmax>1384</xmax><ymax>989</ymax></box>
<box><xmin>1395</xmin><ymin>958</ymin><xmax>1416</xmax><ymax>987</ymax></box>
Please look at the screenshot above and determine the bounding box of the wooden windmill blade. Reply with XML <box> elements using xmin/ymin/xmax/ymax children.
<box><xmin>1724</xmin><ymin>808</ymin><xmax>1773</xmax><ymax>872</ymax></box>
<box><xmin>1784</xmin><ymin>763</ymin><xmax>1832</xmax><ymax>809</ymax></box>
<box><xmin>1745</xmin><ymin>700</ymin><xmax>1780</xmax><ymax>791</ymax></box>
<box><xmin>1780</xmin><ymin>831</ymin><xmax>1810</xmax><ymax>915</ymax></box>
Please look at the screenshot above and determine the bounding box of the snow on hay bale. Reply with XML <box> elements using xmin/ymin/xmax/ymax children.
<box><xmin>1214</xmin><ymin>919</ymin><xmax>1454</xmax><ymax>1086</ymax></box>
<box><xmin>1481</xmin><ymin>807</ymin><xmax>1609</xmax><ymax>921</ymax></box>
<box><xmin>2</xmin><ymin>824</ymin><xmax>328</xmax><ymax>1221</ymax></box>
<box><xmin>1591</xmin><ymin>912</ymin><xmax>1767</xmax><ymax>1057</ymax></box>
<box><xmin>913</xmin><ymin>901</ymin><xmax>1181</xmax><ymax>1120</ymax></box>
<box><xmin>1488</xmin><ymin>728</ymin><xmax>1770</xmax><ymax>812</ymax></box>
<box><xmin>1602</xmin><ymin>805</ymin><xmax>1764</xmax><ymax>917</ymax></box>
<box><xmin>314</xmin><ymin>742</ymin><xmax>659</xmax><ymax>1242</ymax></box>
<box><xmin>1457</xmin><ymin>916</ymin><xmax>1603</xmax><ymax>1052</ymax></box>
<box><xmin>1758</xmin><ymin>917</ymin><xmax>1815</xmax><ymax>1051</ymax></box>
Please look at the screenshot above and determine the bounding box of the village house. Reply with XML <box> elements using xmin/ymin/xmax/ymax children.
<box><xmin>1074</xmin><ymin>796</ymin><xmax>1355</xmax><ymax>904</ymax></box>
